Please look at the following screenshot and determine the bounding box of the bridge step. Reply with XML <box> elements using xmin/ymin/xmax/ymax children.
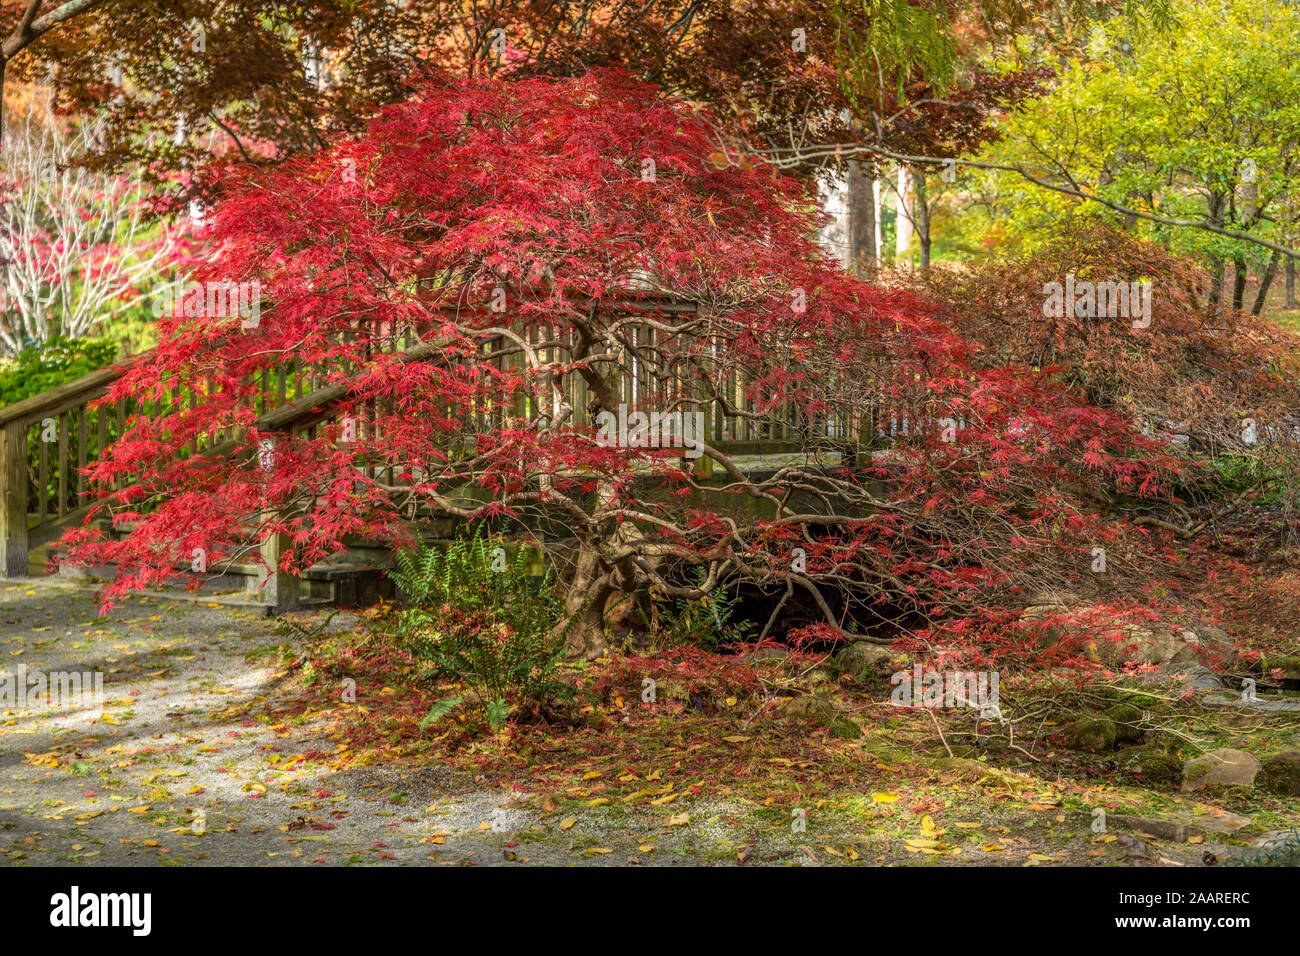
<box><xmin>30</xmin><ymin>540</ymin><xmax>390</xmax><ymax>614</ymax></box>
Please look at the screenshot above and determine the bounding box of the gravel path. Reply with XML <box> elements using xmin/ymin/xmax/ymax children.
<box><xmin>0</xmin><ymin>580</ymin><xmax>622</xmax><ymax>867</ymax></box>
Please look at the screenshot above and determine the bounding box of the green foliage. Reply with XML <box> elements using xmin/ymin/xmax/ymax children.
<box><xmin>1226</xmin><ymin>829</ymin><xmax>1300</xmax><ymax>867</ymax></box>
<box><xmin>637</xmin><ymin>571</ymin><xmax>751</xmax><ymax>654</ymax></box>
<box><xmin>973</xmin><ymin>0</ymin><xmax>1300</xmax><ymax>264</ymax></box>
<box><xmin>391</xmin><ymin>533</ymin><xmax>571</xmax><ymax>732</ymax></box>
<box><xmin>0</xmin><ymin>337</ymin><xmax>117</xmax><ymax>407</ymax></box>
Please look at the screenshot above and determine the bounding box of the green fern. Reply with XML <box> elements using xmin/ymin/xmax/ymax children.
<box><xmin>392</xmin><ymin>529</ymin><xmax>573</xmax><ymax>732</ymax></box>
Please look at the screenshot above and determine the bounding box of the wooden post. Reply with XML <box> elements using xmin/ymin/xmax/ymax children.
<box><xmin>0</xmin><ymin>421</ymin><xmax>29</xmax><ymax>577</ymax></box>
<box><xmin>258</xmin><ymin>522</ymin><xmax>299</xmax><ymax>613</ymax></box>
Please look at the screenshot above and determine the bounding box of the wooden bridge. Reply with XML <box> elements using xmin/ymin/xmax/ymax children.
<box><xmin>0</xmin><ymin>308</ymin><xmax>927</xmax><ymax>612</ymax></box>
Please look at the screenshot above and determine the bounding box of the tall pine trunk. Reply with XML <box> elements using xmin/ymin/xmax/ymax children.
<box><xmin>848</xmin><ymin>159</ymin><xmax>878</xmax><ymax>279</ymax></box>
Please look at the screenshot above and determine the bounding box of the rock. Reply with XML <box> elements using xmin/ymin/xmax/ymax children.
<box><xmin>798</xmin><ymin>663</ymin><xmax>839</xmax><ymax>688</ymax></box>
<box><xmin>740</xmin><ymin>647</ymin><xmax>791</xmax><ymax>665</ymax></box>
<box><xmin>1103</xmin><ymin>702</ymin><xmax>1145</xmax><ymax>743</ymax></box>
<box><xmin>1020</xmin><ymin>603</ymin><xmax>1069</xmax><ymax>621</ymax></box>
<box><xmin>1201</xmin><ymin>693</ymin><xmax>1300</xmax><ymax>713</ymax></box>
<box><xmin>1265</xmin><ymin>655</ymin><xmax>1300</xmax><ymax>681</ymax></box>
<box><xmin>1109</xmin><ymin>806</ymin><xmax>1250</xmax><ymax>841</ymax></box>
<box><xmin>783</xmin><ymin>695</ymin><xmax>834</xmax><ymax>720</ymax></box>
<box><xmin>1118</xmin><ymin>746</ymin><xmax>1184</xmax><ymax>788</ymax></box>
<box><xmin>1068</xmin><ymin>716</ymin><xmax>1117</xmax><ymax>752</ymax></box>
<box><xmin>1182</xmin><ymin>749</ymin><xmax>1261</xmax><ymax>791</ymax></box>
<box><xmin>833</xmin><ymin>641</ymin><xmax>897</xmax><ymax>679</ymax></box>
<box><xmin>824</xmin><ymin>716</ymin><xmax>863</xmax><ymax>740</ymax></box>
<box><xmin>1258</xmin><ymin>751</ymin><xmax>1300</xmax><ymax>797</ymax></box>
<box><xmin>926</xmin><ymin>756</ymin><xmax>985</xmax><ymax>777</ymax></box>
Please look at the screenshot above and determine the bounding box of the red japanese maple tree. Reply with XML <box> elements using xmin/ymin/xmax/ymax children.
<box><xmin>60</xmin><ymin>69</ymin><xmax>1179</xmax><ymax>660</ymax></box>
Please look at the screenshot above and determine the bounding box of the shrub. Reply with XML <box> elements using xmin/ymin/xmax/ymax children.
<box><xmin>390</xmin><ymin>533</ymin><xmax>572</xmax><ymax>731</ymax></box>
<box><xmin>634</xmin><ymin>571</ymin><xmax>751</xmax><ymax>654</ymax></box>
<box><xmin>0</xmin><ymin>336</ymin><xmax>117</xmax><ymax>406</ymax></box>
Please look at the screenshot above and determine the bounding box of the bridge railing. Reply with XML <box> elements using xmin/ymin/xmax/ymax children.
<box><xmin>0</xmin><ymin>311</ymin><xmax>935</xmax><ymax>578</ymax></box>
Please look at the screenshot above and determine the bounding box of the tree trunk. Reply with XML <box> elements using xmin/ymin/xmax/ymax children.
<box><xmin>1232</xmin><ymin>254</ymin><xmax>1247</xmax><ymax>312</ymax></box>
<box><xmin>1208</xmin><ymin>257</ymin><xmax>1224</xmax><ymax>315</ymax></box>
<box><xmin>847</xmin><ymin>159</ymin><xmax>877</xmax><ymax>279</ymax></box>
<box><xmin>915</xmin><ymin>173</ymin><xmax>931</xmax><ymax>270</ymax></box>
<box><xmin>1286</xmin><ymin>257</ymin><xmax>1297</xmax><ymax>310</ymax></box>
<box><xmin>1251</xmin><ymin>250</ymin><xmax>1281</xmax><ymax>316</ymax></box>
<box><xmin>561</xmin><ymin>543</ymin><xmax>613</xmax><ymax>660</ymax></box>
<box><xmin>1206</xmin><ymin>194</ymin><xmax>1224</xmax><ymax>315</ymax></box>
<box><xmin>895</xmin><ymin>165</ymin><xmax>914</xmax><ymax>264</ymax></box>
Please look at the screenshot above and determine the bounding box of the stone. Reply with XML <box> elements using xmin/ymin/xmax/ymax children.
<box><xmin>783</xmin><ymin>695</ymin><xmax>834</xmax><ymax>720</ymax></box>
<box><xmin>824</xmin><ymin>717</ymin><xmax>863</xmax><ymax>740</ymax></box>
<box><xmin>1265</xmin><ymin>655</ymin><xmax>1300</xmax><ymax>681</ymax></box>
<box><xmin>1068</xmin><ymin>716</ymin><xmax>1117</xmax><ymax>752</ymax></box>
<box><xmin>741</xmin><ymin>646</ymin><xmax>791</xmax><ymax>665</ymax></box>
<box><xmin>833</xmin><ymin>641</ymin><xmax>897</xmax><ymax>678</ymax></box>
<box><xmin>799</xmin><ymin>664</ymin><xmax>839</xmax><ymax>688</ymax></box>
<box><xmin>1103</xmin><ymin>702</ymin><xmax>1145</xmax><ymax>743</ymax></box>
<box><xmin>1201</xmin><ymin>693</ymin><xmax>1300</xmax><ymax>713</ymax></box>
<box><xmin>1118</xmin><ymin>746</ymin><xmax>1183</xmax><ymax>788</ymax></box>
<box><xmin>1109</xmin><ymin>805</ymin><xmax>1251</xmax><ymax>841</ymax></box>
<box><xmin>1258</xmin><ymin>751</ymin><xmax>1300</xmax><ymax>797</ymax></box>
<box><xmin>1182</xmin><ymin>749</ymin><xmax>1261</xmax><ymax>791</ymax></box>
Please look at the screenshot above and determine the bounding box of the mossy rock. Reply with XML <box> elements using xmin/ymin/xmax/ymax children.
<box><xmin>799</xmin><ymin>664</ymin><xmax>840</xmax><ymax>688</ymax></box>
<box><xmin>1068</xmin><ymin>716</ymin><xmax>1117</xmax><ymax>752</ymax></box>
<box><xmin>1103</xmin><ymin>703</ymin><xmax>1145</xmax><ymax>743</ymax></box>
<box><xmin>1119</xmin><ymin>692</ymin><xmax>1160</xmax><ymax>710</ymax></box>
<box><xmin>783</xmin><ymin>695</ymin><xmax>835</xmax><ymax>720</ymax></box>
<box><xmin>1265</xmin><ymin>655</ymin><xmax>1300</xmax><ymax>680</ymax></box>
<box><xmin>1182</xmin><ymin>749</ymin><xmax>1260</xmax><ymax>790</ymax></box>
<box><xmin>1258</xmin><ymin>751</ymin><xmax>1300</xmax><ymax>797</ymax></box>
<box><xmin>1119</xmin><ymin>746</ymin><xmax>1184</xmax><ymax>789</ymax></box>
<box><xmin>833</xmin><ymin>641</ymin><xmax>898</xmax><ymax>680</ymax></box>
<box><xmin>823</xmin><ymin>716</ymin><xmax>863</xmax><ymax>740</ymax></box>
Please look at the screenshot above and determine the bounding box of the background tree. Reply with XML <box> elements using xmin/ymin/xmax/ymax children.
<box><xmin>965</xmin><ymin>0</ymin><xmax>1300</xmax><ymax>305</ymax></box>
<box><xmin>0</xmin><ymin>90</ymin><xmax>185</xmax><ymax>353</ymax></box>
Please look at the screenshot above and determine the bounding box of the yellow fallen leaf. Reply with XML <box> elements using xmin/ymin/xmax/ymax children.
<box><xmin>584</xmin><ymin>847</ymin><xmax>613</xmax><ymax>855</ymax></box>
<box><xmin>587</xmin><ymin>798</ymin><xmax>609</xmax><ymax>808</ymax></box>
<box><xmin>873</xmin><ymin>792</ymin><xmax>899</xmax><ymax>803</ymax></box>
<box><xmin>582</xmin><ymin>771</ymin><xmax>602</xmax><ymax>781</ymax></box>
<box><xmin>559</xmin><ymin>817</ymin><xmax>577</xmax><ymax>831</ymax></box>
<box><xmin>666</xmin><ymin>813</ymin><xmax>690</xmax><ymax>826</ymax></box>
